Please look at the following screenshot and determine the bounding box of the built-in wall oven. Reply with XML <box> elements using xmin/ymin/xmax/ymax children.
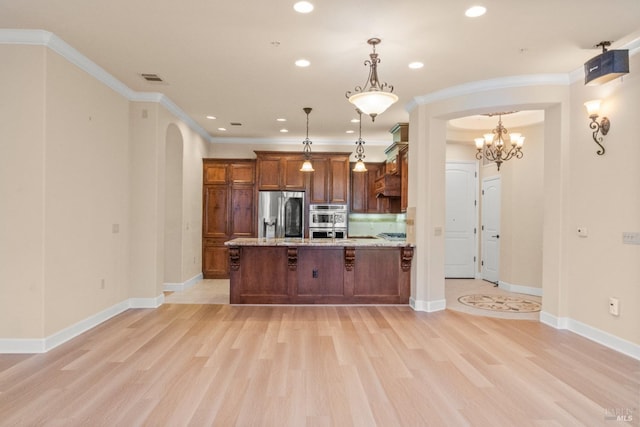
<box><xmin>309</xmin><ymin>204</ymin><xmax>348</xmax><ymax>239</ymax></box>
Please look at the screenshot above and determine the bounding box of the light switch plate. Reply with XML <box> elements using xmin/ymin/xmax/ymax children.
<box><xmin>622</xmin><ymin>232</ymin><xmax>640</xmax><ymax>245</ymax></box>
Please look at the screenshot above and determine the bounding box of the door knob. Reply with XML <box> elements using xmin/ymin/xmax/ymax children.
<box><xmin>492</xmin><ymin>234</ymin><xmax>500</xmax><ymax>238</ymax></box>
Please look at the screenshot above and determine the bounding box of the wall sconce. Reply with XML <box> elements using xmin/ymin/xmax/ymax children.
<box><xmin>584</xmin><ymin>99</ymin><xmax>610</xmax><ymax>155</ymax></box>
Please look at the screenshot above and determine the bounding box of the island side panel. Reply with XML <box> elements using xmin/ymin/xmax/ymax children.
<box><xmin>297</xmin><ymin>247</ymin><xmax>344</xmax><ymax>299</ymax></box>
<box><xmin>353</xmin><ymin>247</ymin><xmax>410</xmax><ymax>303</ymax></box>
<box><xmin>230</xmin><ymin>245</ymin><xmax>290</xmax><ymax>304</ymax></box>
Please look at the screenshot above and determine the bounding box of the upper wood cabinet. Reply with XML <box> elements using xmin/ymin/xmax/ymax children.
<box><xmin>309</xmin><ymin>154</ymin><xmax>350</xmax><ymax>204</ymax></box>
<box><xmin>255</xmin><ymin>151</ymin><xmax>307</xmax><ymax>191</ymax></box>
<box><xmin>350</xmin><ymin>162</ymin><xmax>387</xmax><ymax>213</ymax></box>
<box><xmin>283</xmin><ymin>157</ymin><xmax>306</xmax><ymax>190</ymax></box>
<box><xmin>203</xmin><ymin>163</ymin><xmax>228</xmax><ymax>185</ymax></box>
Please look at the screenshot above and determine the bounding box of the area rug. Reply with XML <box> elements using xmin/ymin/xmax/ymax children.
<box><xmin>457</xmin><ymin>294</ymin><xmax>541</xmax><ymax>313</ymax></box>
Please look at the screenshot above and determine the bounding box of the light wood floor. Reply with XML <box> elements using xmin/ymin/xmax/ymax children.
<box><xmin>1</xmin><ymin>305</ymin><xmax>638</xmax><ymax>426</ymax></box>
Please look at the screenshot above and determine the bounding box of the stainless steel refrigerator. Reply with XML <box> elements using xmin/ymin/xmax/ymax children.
<box><xmin>258</xmin><ymin>191</ymin><xmax>305</xmax><ymax>238</ymax></box>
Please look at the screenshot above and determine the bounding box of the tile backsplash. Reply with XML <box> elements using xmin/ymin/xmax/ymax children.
<box><xmin>348</xmin><ymin>213</ymin><xmax>407</xmax><ymax>237</ymax></box>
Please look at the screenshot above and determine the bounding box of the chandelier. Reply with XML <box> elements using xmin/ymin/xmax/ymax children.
<box><xmin>474</xmin><ymin>113</ymin><xmax>525</xmax><ymax>171</ymax></box>
<box><xmin>345</xmin><ymin>38</ymin><xmax>398</xmax><ymax>122</ymax></box>
<box><xmin>300</xmin><ymin>107</ymin><xmax>314</xmax><ymax>172</ymax></box>
<box><xmin>352</xmin><ymin>109</ymin><xmax>367</xmax><ymax>172</ymax></box>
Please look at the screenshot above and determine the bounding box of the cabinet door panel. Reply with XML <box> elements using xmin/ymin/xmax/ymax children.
<box><xmin>231</xmin><ymin>186</ymin><xmax>255</xmax><ymax>237</ymax></box>
<box><xmin>203</xmin><ymin>244</ymin><xmax>229</xmax><ymax>278</ymax></box>
<box><xmin>330</xmin><ymin>157</ymin><xmax>349</xmax><ymax>203</ymax></box>
<box><xmin>204</xmin><ymin>163</ymin><xmax>228</xmax><ymax>185</ymax></box>
<box><xmin>203</xmin><ymin>186</ymin><xmax>229</xmax><ymax>237</ymax></box>
<box><xmin>283</xmin><ymin>157</ymin><xmax>306</xmax><ymax>190</ymax></box>
<box><xmin>257</xmin><ymin>158</ymin><xmax>281</xmax><ymax>190</ymax></box>
<box><xmin>230</xmin><ymin>163</ymin><xmax>255</xmax><ymax>184</ymax></box>
<box><xmin>350</xmin><ymin>164</ymin><xmax>367</xmax><ymax>213</ymax></box>
<box><xmin>309</xmin><ymin>158</ymin><xmax>328</xmax><ymax>204</ymax></box>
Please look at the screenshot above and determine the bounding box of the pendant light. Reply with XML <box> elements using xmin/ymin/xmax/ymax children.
<box><xmin>352</xmin><ymin>109</ymin><xmax>367</xmax><ymax>172</ymax></box>
<box><xmin>345</xmin><ymin>38</ymin><xmax>398</xmax><ymax>122</ymax></box>
<box><xmin>300</xmin><ymin>107</ymin><xmax>314</xmax><ymax>172</ymax></box>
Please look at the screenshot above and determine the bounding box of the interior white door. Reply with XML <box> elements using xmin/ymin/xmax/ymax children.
<box><xmin>445</xmin><ymin>162</ymin><xmax>477</xmax><ymax>278</ymax></box>
<box><xmin>481</xmin><ymin>176</ymin><xmax>501</xmax><ymax>284</ymax></box>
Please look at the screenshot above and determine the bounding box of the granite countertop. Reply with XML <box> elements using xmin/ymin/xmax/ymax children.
<box><xmin>225</xmin><ymin>237</ymin><xmax>413</xmax><ymax>247</ymax></box>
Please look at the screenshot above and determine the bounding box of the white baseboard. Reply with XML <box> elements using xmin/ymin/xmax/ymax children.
<box><xmin>498</xmin><ymin>280</ymin><xmax>543</xmax><ymax>297</ymax></box>
<box><xmin>540</xmin><ymin>311</ymin><xmax>640</xmax><ymax>361</ymax></box>
<box><xmin>410</xmin><ymin>297</ymin><xmax>446</xmax><ymax>312</ymax></box>
<box><xmin>0</xmin><ymin>294</ymin><xmax>164</xmax><ymax>354</ymax></box>
<box><xmin>163</xmin><ymin>273</ymin><xmax>203</xmax><ymax>292</ymax></box>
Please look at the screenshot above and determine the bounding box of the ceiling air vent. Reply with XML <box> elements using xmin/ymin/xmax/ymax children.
<box><xmin>230</xmin><ymin>122</ymin><xmax>242</xmax><ymax>126</ymax></box>
<box><xmin>140</xmin><ymin>73</ymin><xmax>165</xmax><ymax>83</ymax></box>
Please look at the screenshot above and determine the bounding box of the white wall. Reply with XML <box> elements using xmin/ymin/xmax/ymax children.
<box><xmin>0</xmin><ymin>45</ymin><xmax>47</xmax><ymax>338</ymax></box>
<box><xmin>567</xmin><ymin>53</ymin><xmax>640</xmax><ymax>345</ymax></box>
<box><xmin>0</xmin><ymin>42</ymin><xmax>208</xmax><ymax>343</ymax></box>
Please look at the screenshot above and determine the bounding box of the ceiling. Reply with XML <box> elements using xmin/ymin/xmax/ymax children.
<box><xmin>2</xmin><ymin>0</ymin><xmax>639</xmax><ymax>145</ymax></box>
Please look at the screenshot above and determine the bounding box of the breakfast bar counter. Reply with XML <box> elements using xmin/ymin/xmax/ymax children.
<box><xmin>225</xmin><ymin>238</ymin><xmax>414</xmax><ymax>304</ymax></box>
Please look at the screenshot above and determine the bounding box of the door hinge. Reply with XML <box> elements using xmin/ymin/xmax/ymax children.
<box><xmin>481</xmin><ymin>260</ymin><xmax>484</xmax><ymax>266</ymax></box>
<box><xmin>474</xmin><ymin>256</ymin><xmax>476</xmax><ymax>262</ymax></box>
<box><xmin>481</xmin><ymin>225</ymin><xmax>484</xmax><ymax>231</ymax></box>
<box><xmin>474</xmin><ymin>227</ymin><xmax>477</xmax><ymax>234</ymax></box>
<box><xmin>482</xmin><ymin>189</ymin><xmax>485</xmax><ymax>195</ymax></box>
<box><xmin>474</xmin><ymin>199</ymin><xmax>477</xmax><ymax>206</ymax></box>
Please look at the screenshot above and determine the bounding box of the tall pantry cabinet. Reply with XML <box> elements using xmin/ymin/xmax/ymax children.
<box><xmin>202</xmin><ymin>159</ymin><xmax>256</xmax><ymax>278</ymax></box>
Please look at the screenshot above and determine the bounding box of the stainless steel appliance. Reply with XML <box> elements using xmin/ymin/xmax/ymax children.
<box><xmin>309</xmin><ymin>204</ymin><xmax>348</xmax><ymax>239</ymax></box>
<box><xmin>258</xmin><ymin>191</ymin><xmax>305</xmax><ymax>239</ymax></box>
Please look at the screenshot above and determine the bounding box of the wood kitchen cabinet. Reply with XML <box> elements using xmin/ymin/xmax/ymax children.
<box><xmin>202</xmin><ymin>159</ymin><xmax>256</xmax><ymax>278</ymax></box>
<box><xmin>255</xmin><ymin>150</ymin><xmax>350</xmax><ymax>204</ymax></box>
<box><xmin>255</xmin><ymin>151</ymin><xmax>307</xmax><ymax>191</ymax></box>
<box><xmin>309</xmin><ymin>154</ymin><xmax>350</xmax><ymax>204</ymax></box>
<box><xmin>350</xmin><ymin>162</ymin><xmax>386</xmax><ymax>213</ymax></box>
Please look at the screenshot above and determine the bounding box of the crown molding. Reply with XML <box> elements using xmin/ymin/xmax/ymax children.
<box><xmin>0</xmin><ymin>29</ymin><xmax>212</xmax><ymax>142</ymax></box>
<box><xmin>407</xmin><ymin>74</ymin><xmax>570</xmax><ymax>112</ymax></box>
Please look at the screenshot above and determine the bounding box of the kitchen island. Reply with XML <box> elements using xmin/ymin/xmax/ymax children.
<box><xmin>225</xmin><ymin>237</ymin><xmax>414</xmax><ymax>304</ymax></box>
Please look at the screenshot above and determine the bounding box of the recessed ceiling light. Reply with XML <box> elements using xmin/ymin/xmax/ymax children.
<box><xmin>465</xmin><ymin>5</ymin><xmax>486</xmax><ymax>17</ymax></box>
<box><xmin>346</xmin><ymin>130</ymin><xmax>355</xmax><ymax>134</ymax></box>
<box><xmin>206</xmin><ymin>115</ymin><xmax>217</xmax><ymax>120</ymax></box>
<box><xmin>294</xmin><ymin>1</ymin><xmax>314</xmax><ymax>13</ymax></box>
<box><xmin>277</xmin><ymin>118</ymin><xmax>287</xmax><ymax>122</ymax></box>
<box><xmin>350</xmin><ymin>118</ymin><xmax>360</xmax><ymax>123</ymax></box>
<box><xmin>295</xmin><ymin>59</ymin><xmax>311</xmax><ymax>67</ymax></box>
<box><xmin>408</xmin><ymin>62</ymin><xmax>424</xmax><ymax>69</ymax></box>
<box><xmin>217</xmin><ymin>127</ymin><xmax>227</xmax><ymax>131</ymax></box>
<box><xmin>280</xmin><ymin>129</ymin><xmax>289</xmax><ymax>133</ymax></box>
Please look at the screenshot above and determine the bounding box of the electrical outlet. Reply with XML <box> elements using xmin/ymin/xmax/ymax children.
<box><xmin>609</xmin><ymin>297</ymin><xmax>619</xmax><ymax>316</ymax></box>
<box><xmin>577</xmin><ymin>227</ymin><xmax>588</xmax><ymax>237</ymax></box>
